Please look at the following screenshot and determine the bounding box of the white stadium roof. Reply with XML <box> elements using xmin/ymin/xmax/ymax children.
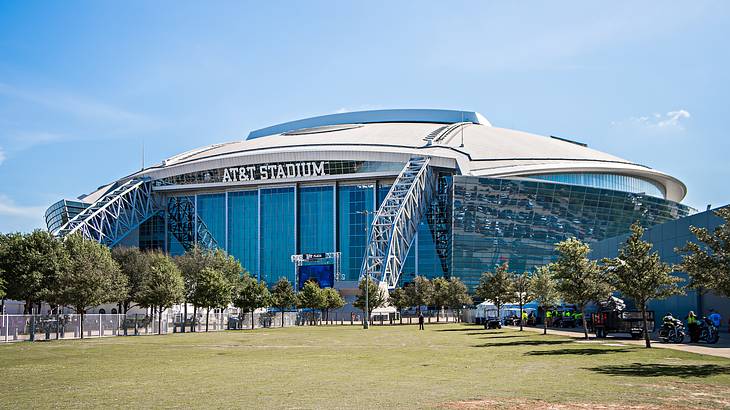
<box><xmin>91</xmin><ymin>109</ymin><xmax>686</xmax><ymax>203</ymax></box>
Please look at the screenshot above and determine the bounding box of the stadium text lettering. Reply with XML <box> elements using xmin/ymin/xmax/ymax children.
<box><xmin>221</xmin><ymin>161</ymin><xmax>329</xmax><ymax>183</ymax></box>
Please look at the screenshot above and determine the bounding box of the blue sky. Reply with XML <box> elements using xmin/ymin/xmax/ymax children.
<box><xmin>0</xmin><ymin>1</ymin><xmax>728</xmax><ymax>232</ymax></box>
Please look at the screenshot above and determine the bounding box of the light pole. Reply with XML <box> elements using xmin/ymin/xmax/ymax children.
<box><xmin>356</xmin><ymin>209</ymin><xmax>374</xmax><ymax>329</ymax></box>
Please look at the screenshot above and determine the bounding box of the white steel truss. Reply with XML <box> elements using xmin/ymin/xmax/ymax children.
<box><xmin>359</xmin><ymin>156</ymin><xmax>437</xmax><ymax>289</ymax></box>
<box><xmin>56</xmin><ymin>178</ymin><xmax>161</xmax><ymax>247</ymax></box>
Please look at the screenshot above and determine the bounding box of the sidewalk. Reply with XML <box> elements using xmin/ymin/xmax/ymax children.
<box><xmin>509</xmin><ymin>325</ymin><xmax>730</xmax><ymax>359</ymax></box>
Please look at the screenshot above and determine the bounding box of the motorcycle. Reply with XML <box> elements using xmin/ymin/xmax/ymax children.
<box><xmin>658</xmin><ymin>318</ymin><xmax>685</xmax><ymax>343</ymax></box>
<box><xmin>698</xmin><ymin>317</ymin><xmax>720</xmax><ymax>344</ymax></box>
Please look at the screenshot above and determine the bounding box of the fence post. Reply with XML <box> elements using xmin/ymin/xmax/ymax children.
<box><xmin>4</xmin><ymin>314</ymin><xmax>8</xmax><ymax>343</ymax></box>
<box><xmin>99</xmin><ymin>315</ymin><xmax>103</xmax><ymax>338</ymax></box>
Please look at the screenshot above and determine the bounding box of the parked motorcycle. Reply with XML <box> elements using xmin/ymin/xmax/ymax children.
<box><xmin>698</xmin><ymin>317</ymin><xmax>720</xmax><ymax>344</ymax></box>
<box><xmin>658</xmin><ymin>317</ymin><xmax>685</xmax><ymax>343</ymax></box>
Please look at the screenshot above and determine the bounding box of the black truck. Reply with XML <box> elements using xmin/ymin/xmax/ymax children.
<box><xmin>592</xmin><ymin>309</ymin><xmax>655</xmax><ymax>339</ymax></box>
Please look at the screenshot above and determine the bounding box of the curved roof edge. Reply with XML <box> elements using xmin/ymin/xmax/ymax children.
<box><xmin>246</xmin><ymin>109</ymin><xmax>490</xmax><ymax>140</ymax></box>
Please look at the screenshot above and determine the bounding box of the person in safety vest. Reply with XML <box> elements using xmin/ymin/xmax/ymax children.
<box><xmin>545</xmin><ymin>310</ymin><xmax>553</xmax><ymax>327</ymax></box>
<box><xmin>521</xmin><ymin>310</ymin><xmax>528</xmax><ymax>325</ymax></box>
<box><xmin>687</xmin><ymin>311</ymin><xmax>700</xmax><ymax>342</ymax></box>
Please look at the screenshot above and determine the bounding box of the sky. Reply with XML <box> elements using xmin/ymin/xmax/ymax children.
<box><xmin>0</xmin><ymin>1</ymin><xmax>729</xmax><ymax>233</ymax></box>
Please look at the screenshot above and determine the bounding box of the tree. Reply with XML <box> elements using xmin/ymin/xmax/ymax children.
<box><xmin>174</xmin><ymin>246</ymin><xmax>212</xmax><ymax>332</ymax></box>
<box><xmin>512</xmin><ymin>271</ymin><xmax>533</xmax><ymax>331</ymax></box>
<box><xmin>407</xmin><ymin>276</ymin><xmax>433</xmax><ymax>314</ymax></box>
<box><xmin>0</xmin><ymin>268</ymin><xmax>6</xmax><ymax>300</ymax></box>
<box><xmin>111</xmin><ymin>246</ymin><xmax>149</xmax><ymax>314</ymax></box>
<box><xmin>53</xmin><ymin>234</ymin><xmax>127</xmax><ymax>338</ymax></box>
<box><xmin>552</xmin><ymin>238</ymin><xmax>613</xmax><ymax>339</ymax></box>
<box><xmin>445</xmin><ymin>277</ymin><xmax>472</xmax><ymax>322</ymax></box>
<box><xmin>208</xmin><ymin>248</ymin><xmax>244</xmax><ymax>285</ymax></box>
<box><xmin>297</xmin><ymin>280</ymin><xmax>325</xmax><ymax>325</ymax></box>
<box><xmin>529</xmin><ymin>265</ymin><xmax>560</xmax><ymax>335</ymax></box>
<box><xmin>430</xmin><ymin>277</ymin><xmax>450</xmax><ymax>322</ymax></box>
<box><xmin>195</xmin><ymin>267</ymin><xmax>234</xmax><ymax>332</ymax></box>
<box><xmin>234</xmin><ymin>274</ymin><xmax>270</xmax><ymax>330</ymax></box>
<box><xmin>388</xmin><ymin>287</ymin><xmax>409</xmax><ymax>324</ymax></box>
<box><xmin>475</xmin><ymin>263</ymin><xmax>515</xmax><ymax>325</ymax></box>
<box><xmin>270</xmin><ymin>277</ymin><xmax>298</xmax><ymax>327</ymax></box>
<box><xmin>137</xmin><ymin>251</ymin><xmax>185</xmax><ymax>335</ymax></box>
<box><xmin>605</xmin><ymin>222</ymin><xmax>683</xmax><ymax>348</ymax></box>
<box><xmin>322</xmin><ymin>288</ymin><xmax>345</xmax><ymax>323</ymax></box>
<box><xmin>678</xmin><ymin>207</ymin><xmax>730</xmax><ymax>296</ymax></box>
<box><xmin>0</xmin><ymin>231</ymin><xmax>68</xmax><ymax>313</ymax></box>
<box><xmin>353</xmin><ymin>276</ymin><xmax>387</xmax><ymax>322</ymax></box>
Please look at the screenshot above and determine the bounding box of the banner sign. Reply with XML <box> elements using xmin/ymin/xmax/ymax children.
<box><xmin>222</xmin><ymin>161</ymin><xmax>329</xmax><ymax>183</ymax></box>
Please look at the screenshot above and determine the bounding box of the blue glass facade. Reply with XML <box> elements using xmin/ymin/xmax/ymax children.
<box><xmin>152</xmin><ymin>172</ymin><xmax>689</xmax><ymax>293</ymax></box>
<box><xmin>451</xmin><ymin>176</ymin><xmax>691</xmax><ymax>291</ymax></box>
<box><xmin>299</xmin><ymin>186</ymin><xmax>334</xmax><ymax>254</ymax></box>
<box><xmin>228</xmin><ymin>190</ymin><xmax>258</xmax><ymax>274</ymax></box>
<box><xmin>260</xmin><ymin>187</ymin><xmax>296</xmax><ymax>284</ymax></box>
<box><xmin>526</xmin><ymin>173</ymin><xmax>665</xmax><ymax>198</ymax></box>
<box><xmin>338</xmin><ymin>184</ymin><xmax>375</xmax><ymax>281</ymax></box>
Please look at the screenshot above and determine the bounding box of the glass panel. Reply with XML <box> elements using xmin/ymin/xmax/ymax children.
<box><xmin>259</xmin><ymin>187</ymin><xmax>295</xmax><ymax>285</ymax></box>
<box><xmin>338</xmin><ymin>184</ymin><xmax>374</xmax><ymax>281</ymax></box>
<box><xmin>228</xmin><ymin>190</ymin><xmax>258</xmax><ymax>274</ymax></box>
<box><xmin>299</xmin><ymin>185</ymin><xmax>334</xmax><ymax>254</ymax></box>
<box><xmin>196</xmin><ymin>193</ymin><xmax>226</xmax><ymax>249</ymax></box>
<box><xmin>167</xmin><ymin>196</ymin><xmax>195</xmax><ymax>256</ymax></box>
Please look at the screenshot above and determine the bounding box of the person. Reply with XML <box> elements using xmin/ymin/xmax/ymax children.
<box><xmin>545</xmin><ymin>310</ymin><xmax>552</xmax><ymax>327</ymax></box>
<box><xmin>521</xmin><ymin>310</ymin><xmax>528</xmax><ymax>325</ymax></box>
<box><xmin>687</xmin><ymin>311</ymin><xmax>699</xmax><ymax>342</ymax></box>
<box><xmin>418</xmin><ymin>312</ymin><xmax>424</xmax><ymax>330</ymax></box>
<box><xmin>709</xmin><ymin>309</ymin><xmax>722</xmax><ymax>329</ymax></box>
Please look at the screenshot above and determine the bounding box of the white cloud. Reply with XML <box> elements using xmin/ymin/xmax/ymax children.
<box><xmin>611</xmin><ymin>109</ymin><xmax>691</xmax><ymax>132</ymax></box>
<box><xmin>0</xmin><ymin>146</ymin><xmax>5</xmax><ymax>165</ymax></box>
<box><xmin>0</xmin><ymin>195</ymin><xmax>46</xmax><ymax>233</ymax></box>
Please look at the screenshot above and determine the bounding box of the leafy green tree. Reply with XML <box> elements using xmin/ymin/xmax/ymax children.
<box><xmin>137</xmin><ymin>251</ymin><xmax>185</xmax><ymax>334</ymax></box>
<box><xmin>512</xmin><ymin>271</ymin><xmax>533</xmax><ymax>331</ymax></box>
<box><xmin>406</xmin><ymin>275</ymin><xmax>433</xmax><ymax>314</ymax></box>
<box><xmin>208</xmin><ymin>248</ymin><xmax>244</xmax><ymax>285</ymax></box>
<box><xmin>353</xmin><ymin>276</ymin><xmax>387</xmax><ymax>322</ymax></box>
<box><xmin>430</xmin><ymin>277</ymin><xmax>450</xmax><ymax>322</ymax></box>
<box><xmin>445</xmin><ymin>277</ymin><xmax>472</xmax><ymax>322</ymax></box>
<box><xmin>0</xmin><ymin>231</ymin><xmax>68</xmax><ymax>313</ymax></box>
<box><xmin>529</xmin><ymin>265</ymin><xmax>560</xmax><ymax>335</ymax></box>
<box><xmin>297</xmin><ymin>280</ymin><xmax>325</xmax><ymax>325</ymax></box>
<box><xmin>475</xmin><ymin>263</ymin><xmax>515</xmax><ymax>324</ymax></box>
<box><xmin>271</xmin><ymin>277</ymin><xmax>298</xmax><ymax>327</ymax></box>
<box><xmin>174</xmin><ymin>246</ymin><xmax>211</xmax><ymax>332</ymax></box>
<box><xmin>678</xmin><ymin>207</ymin><xmax>730</xmax><ymax>296</ymax></box>
<box><xmin>604</xmin><ymin>222</ymin><xmax>683</xmax><ymax>348</ymax></box>
<box><xmin>194</xmin><ymin>267</ymin><xmax>234</xmax><ymax>332</ymax></box>
<box><xmin>111</xmin><ymin>246</ymin><xmax>149</xmax><ymax>314</ymax></box>
<box><xmin>0</xmin><ymin>267</ymin><xmax>6</xmax><ymax>300</ymax></box>
<box><xmin>388</xmin><ymin>287</ymin><xmax>409</xmax><ymax>324</ymax></box>
<box><xmin>552</xmin><ymin>238</ymin><xmax>613</xmax><ymax>339</ymax></box>
<box><xmin>322</xmin><ymin>287</ymin><xmax>345</xmax><ymax>323</ymax></box>
<box><xmin>234</xmin><ymin>274</ymin><xmax>270</xmax><ymax>329</ymax></box>
<box><xmin>53</xmin><ymin>234</ymin><xmax>127</xmax><ymax>338</ymax></box>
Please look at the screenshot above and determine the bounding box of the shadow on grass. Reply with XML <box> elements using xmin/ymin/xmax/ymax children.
<box><xmin>526</xmin><ymin>348</ymin><xmax>630</xmax><ymax>356</ymax></box>
<box><xmin>587</xmin><ymin>363</ymin><xmax>730</xmax><ymax>378</ymax></box>
<box><xmin>435</xmin><ymin>327</ymin><xmax>484</xmax><ymax>332</ymax></box>
<box><xmin>465</xmin><ymin>331</ymin><xmax>508</xmax><ymax>336</ymax></box>
<box><xmin>472</xmin><ymin>339</ymin><xmax>573</xmax><ymax>348</ymax></box>
<box><xmin>479</xmin><ymin>335</ymin><xmax>526</xmax><ymax>340</ymax></box>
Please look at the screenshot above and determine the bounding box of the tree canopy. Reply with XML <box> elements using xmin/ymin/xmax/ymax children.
<box><xmin>353</xmin><ymin>276</ymin><xmax>387</xmax><ymax>319</ymax></box>
<box><xmin>529</xmin><ymin>265</ymin><xmax>560</xmax><ymax>335</ymax></box>
<box><xmin>604</xmin><ymin>222</ymin><xmax>682</xmax><ymax>347</ymax></box>
<box><xmin>234</xmin><ymin>274</ymin><xmax>270</xmax><ymax>329</ymax></box>
<box><xmin>552</xmin><ymin>237</ymin><xmax>612</xmax><ymax>339</ymax></box>
<box><xmin>111</xmin><ymin>246</ymin><xmax>150</xmax><ymax>313</ymax></box>
<box><xmin>271</xmin><ymin>277</ymin><xmax>298</xmax><ymax>327</ymax></box>
<box><xmin>475</xmin><ymin>262</ymin><xmax>515</xmax><ymax>318</ymax></box>
<box><xmin>678</xmin><ymin>207</ymin><xmax>730</xmax><ymax>296</ymax></box>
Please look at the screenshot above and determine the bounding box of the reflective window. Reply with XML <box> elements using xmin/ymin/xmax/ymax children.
<box><xmin>167</xmin><ymin>196</ymin><xmax>195</xmax><ymax>256</ymax></box>
<box><xmin>196</xmin><ymin>193</ymin><xmax>226</xmax><ymax>249</ymax></box>
<box><xmin>338</xmin><ymin>184</ymin><xmax>375</xmax><ymax>281</ymax></box>
<box><xmin>525</xmin><ymin>173</ymin><xmax>665</xmax><ymax>198</ymax></box>
<box><xmin>139</xmin><ymin>211</ymin><xmax>165</xmax><ymax>251</ymax></box>
<box><xmin>299</xmin><ymin>186</ymin><xmax>334</xmax><ymax>254</ymax></box>
<box><xmin>228</xmin><ymin>190</ymin><xmax>258</xmax><ymax>274</ymax></box>
<box><xmin>260</xmin><ymin>187</ymin><xmax>295</xmax><ymax>285</ymax></box>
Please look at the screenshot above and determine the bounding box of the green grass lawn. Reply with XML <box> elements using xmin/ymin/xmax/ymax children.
<box><xmin>2</xmin><ymin>323</ymin><xmax>730</xmax><ymax>409</ymax></box>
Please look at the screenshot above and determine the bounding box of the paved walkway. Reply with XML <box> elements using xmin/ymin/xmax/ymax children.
<box><xmin>508</xmin><ymin>325</ymin><xmax>730</xmax><ymax>359</ymax></box>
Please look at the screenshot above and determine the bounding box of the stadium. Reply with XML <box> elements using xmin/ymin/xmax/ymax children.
<box><xmin>45</xmin><ymin>109</ymin><xmax>692</xmax><ymax>293</ymax></box>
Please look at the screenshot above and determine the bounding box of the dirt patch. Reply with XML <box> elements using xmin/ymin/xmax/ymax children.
<box><xmin>440</xmin><ymin>399</ymin><xmax>672</xmax><ymax>410</ymax></box>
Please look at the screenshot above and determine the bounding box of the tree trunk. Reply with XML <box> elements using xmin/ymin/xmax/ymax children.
<box><xmin>281</xmin><ymin>309</ymin><xmax>285</xmax><ymax>327</ymax></box>
<box><xmin>206</xmin><ymin>309</ymin><xmax>210</xmax><ymax>332</ymax></box>
<box><xmin>251</xmin><ymin>310</ymin><xmax>255</xmax><ymax>330</ymax></box>
<box><xmin>642</xmin><ymin>303</ymin><xmax>651</xmax><ymax>348</ymax></box>
<box><xmin>543</xmin><ymin>315</ymin><xmax>547</xmax><ymax>335</ymax></box>
<box><xmin>582</xmin><ymin>307</ymin><xmax>589</xmax><ymax>340</ymax></box>
<box><xmin>519</xmin><ymin>303</ymin><xmax>524</xmax><ymax>331</ymax></box>
<box><xmin>183</xmin><ymin>302</ymin><xmax>188</xmax><ymax>333</ymax></box>
<box><xmin>158</xmin><ymin>306</ymin><xmax>163</xmax><ymax>335</ymax></box>
<box><xmin>80</xmin><ymin>311</ymin><xmax>84</xmax><ymax>339</ymax></box>
<box><xmin>192</xmin><ymin>306</ymin><xmax>197</xmax><ymax>332</ymax></box>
